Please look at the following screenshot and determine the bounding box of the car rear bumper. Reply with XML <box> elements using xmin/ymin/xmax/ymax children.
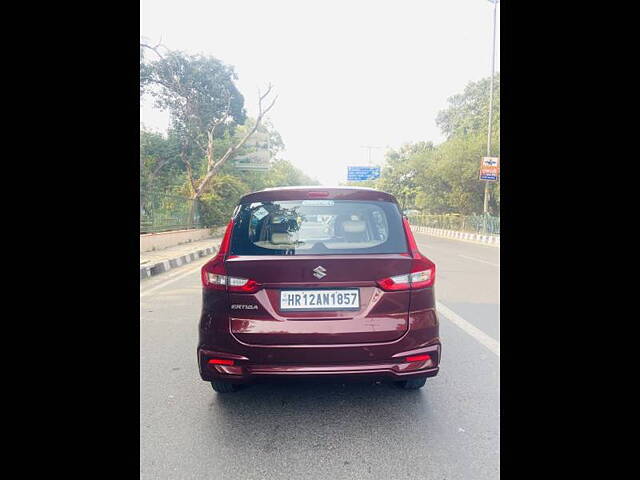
<box><xmin>198</xmin><ymin>343</ymin><xmax>441</xmax><ymax>384</ymax></box>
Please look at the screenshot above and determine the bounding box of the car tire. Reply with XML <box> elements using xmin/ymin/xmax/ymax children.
<box><xmin>210</xmin><ymin>380</ymin><xmax>240</xmax><ymax>393</ymax></box>
<box><xmin>396</xmin><ymin>377</ymin><xmax>427</xmax><ymax>390</ymax></box>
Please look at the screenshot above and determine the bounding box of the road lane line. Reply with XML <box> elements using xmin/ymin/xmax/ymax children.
<box><xmin>413</xmin><ymin>240</ymin><xmax>444</xmax><ymax>250</ymax></box>
<box><xmin>140</xmin><ymin>263</ymin><xmax>204</xmax><ymax>298</ymax></box>
<box><xmin>436</xmin><ymin>301</ymin><xmax>500</xmax><ymax>357</ymax></box>
<box><xmin>457</xmin><ymin>254</ymin><xmax>500</xmax><ymax>267</ymax></box>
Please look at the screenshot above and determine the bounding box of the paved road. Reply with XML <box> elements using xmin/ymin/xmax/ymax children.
<box><xmin>140</xmin><ymin>233</ymin><xmax>500</xmax><ymax>479</ymax></box>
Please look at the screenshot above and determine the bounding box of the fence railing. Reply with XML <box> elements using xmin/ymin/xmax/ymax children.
<box><xmin>140</xmin><ymin>190</ymin><xmax>201</xmax><ymax>234</ymax></box>
<box><xmin>407</xmin><ymin>213</ymin><xmax>500</xmax><ymax>236</ymax></box>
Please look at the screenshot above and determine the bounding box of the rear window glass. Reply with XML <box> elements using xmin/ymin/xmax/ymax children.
<box><xmin>229</xmin><ymin>199</ymin><xmax>408</xmax><ymax>256</ymax></box>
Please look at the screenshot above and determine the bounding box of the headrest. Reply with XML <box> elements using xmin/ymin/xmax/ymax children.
<box><xmin>342</xmin><ymin>220</ymin><xmax>366</xmax><ymax>233</ymax></box>
<box><xmin>271</xmin><ymin>232</ymin><xmax>298</xmax><ymax>244</ymax></box>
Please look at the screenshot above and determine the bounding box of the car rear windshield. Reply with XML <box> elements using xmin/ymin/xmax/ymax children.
<box><xmin>229</xmin><ymin>199</ymin><xmax>408</xmax><ymax>256</ymax></box>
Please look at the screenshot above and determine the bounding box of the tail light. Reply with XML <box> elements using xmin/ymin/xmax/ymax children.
<box><xmin>376</xmin><ymin>264</ymin><xmax>434</xmax><ymax>291</ymax></box>
<box><xmin>202</xmin><ymin>261</ymin><xmax>261</xmax><ymax>293</ymax></box>
<box><xmin>208</xmin><ymin>358</ymin><xmax>235</xmax><ymax>366</ymax></box>
<box><xmin>406</xmin><ymin>354</ymin><xmax>431</xmax><ymax>363</ymax></box>
<box><xmin>201</xmin><ymin>219</ymin><xmax>262</xmax><ymax>293</ymax></box>
<box><xmin>376</xmin><ymin>217</ymin><xmax>436</xmax><ymax>291</ymax></box>
<box><xmin>216</xmin><ymin>217</ymin><xmax>234</xmax><ymax>255</ymax></box>
<box><xmin>402</xmin><ymin>216</ymin><xmax>420</xmax><ymax>256</ymax></box>
<box><xmin>227</xmin><ymin>277</ymin><xmax>261</xmax><ymax>293</ymax></box>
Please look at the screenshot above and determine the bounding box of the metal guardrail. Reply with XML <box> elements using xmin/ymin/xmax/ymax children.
<box><xmin>407</xmin><ymin>214</ymin><xmax>500</xmax><ymax>236</ymax></box>
<box><xmin>140</xmin><ymin>190</ymin><xmax>201</xmax><ymax>234</ymax></box>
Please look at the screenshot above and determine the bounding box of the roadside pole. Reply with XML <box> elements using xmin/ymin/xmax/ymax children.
<box><xmin>483</xmin><ymin>0</ymin><xmax>499</xmax><ymax>233</ymax></box>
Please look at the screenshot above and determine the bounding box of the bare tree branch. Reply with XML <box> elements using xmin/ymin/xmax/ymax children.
<box><xmin>259</xmin><ymin>83</ymin><xmax>273</xmax><ymax>103</ymax></box>
<box><xmin>204</xmin><ymin>88</ymin><xmax>233</xmax><ymax>170</ymax></box>
<box><xmin>194</xmin><ymin>137</ymin><xmax>208</xmax><ymax>156</ymax></box>
<box><xmin>140</xmin><ymin>39</ymin><xmax>166</xmax><ymax>60</ymax></box>
<box><xmin>207</xmin><ymin>88</ymin><xmax>232</xmax><ymax>135</ymax></box>
<box><xmin>151</xmin><ymin>158</ymin><xmax>170</xmax><ymax>177</ymax></box>
<box><xmin>180</xmin><ymin>149</ymin><xmax>198</xmax><ymax>195</ymax></box>
<box><xmin>261</xmin><ymin>95</ymin><xmax>278</xmax><ymax>116</ymax></box>
<box><xmin>193</xmin><ymin>85</ymin><xmax>278</xmax><ymax>198</ymax></box>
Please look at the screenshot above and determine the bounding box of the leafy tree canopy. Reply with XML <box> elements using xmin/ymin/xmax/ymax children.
<box><xmin>436</xmin><ymin>73</ymin><xmax>500</xmax><ymax>141</ymax></box>
<box><xmin>343</xmin><ymin>74</ymin><xmax>500</xmax><ymax>215</ymax></box>
<box><xmin>142</xmin><ymin>50</ymin><xmax>246</xmax><ymax>144</ymax></box>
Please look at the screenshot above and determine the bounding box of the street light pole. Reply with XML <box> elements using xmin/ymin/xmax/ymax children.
<box><xmin>483</xmin><ymin>0</ymin><xmax>498</xmax><ymax>231</ymax></box>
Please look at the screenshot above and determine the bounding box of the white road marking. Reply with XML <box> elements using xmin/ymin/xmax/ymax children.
<box><xmin>436</xmin><ymin>301</ymin><xmax>500</xmax><ymax>357</ymax></box>
<box><xmin>140</xmin><ymin>263</ymin><xmax>204</xmax><ymax>298</ymax></box>
<box><xmin>414</xmin><ymin>241</ymin><xmax>443</xmax><ymax>250</ymax></box>
<box><xmin>457</xmin><ymin>254</ymin><xmax>500</xmax><ymax>267</ymax></box>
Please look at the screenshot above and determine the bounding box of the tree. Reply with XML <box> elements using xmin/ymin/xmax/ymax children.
<box><xmin>261</xmin><ymin>159</ymin><xmax>320</xmax><ymax>189</ymax></box>
<box><xmin>139</xmin><ymin>128</ymin><xmax>185</xmax><ymax>192</ymax></box>
<box><xmin>359</xmin><ymin>74</ymin><xmax>500</xmax><ymax>215</ymax></box>
<box><xmin>140</xmin><ymin>44</ymin><xmax>277</xmax><ymax>207</ymax></box>
<box><xmin>436</xmin><ymin>73</ymin><xmax>500</xmax><ymax>142</ymax></box>
<box><xmin>196</xmin><ymin>175</ymin><xmax>248</xmax><ymax>227</ymax></box>
<box><xmin>174</xmin><ymin>159</ymin><xmax>319</xmax><ymax>228</ymax></box>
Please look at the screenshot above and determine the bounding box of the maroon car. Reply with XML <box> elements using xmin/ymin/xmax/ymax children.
<box><xmin>198</xmin><ymin>187</ymin><xmax>441</xmax><ymax>393</ymax></box>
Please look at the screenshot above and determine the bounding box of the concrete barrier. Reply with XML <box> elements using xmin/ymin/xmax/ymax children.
<box><xmin>411</xmin><ymin>225</ymin><xmax>499</xmax><ymax>247</ymax></box>
<box><xmin>140</xmin><ymin>245</ymin><xmax>218</xmax><ymax>280</ymax></box>
<box><xmin>140</xmin><ymin>228</ymin><xmax>219</xmax><ymax>253</ymax></box>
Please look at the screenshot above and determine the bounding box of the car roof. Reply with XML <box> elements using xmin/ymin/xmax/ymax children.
<box><xmin>238</xmin><ymin>186</ymin><xmax>399</xmax><ymax>204</ymax></box>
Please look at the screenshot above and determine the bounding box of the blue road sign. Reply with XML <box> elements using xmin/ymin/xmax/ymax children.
<box><xmin>480</xmin><ymin>173</ymin><xmax>498</xmax><ymax>181</ymax></box>
<box><xmin>347</xmin><ymin>166</ymin><xmax>380</xmax><ymax>181</ymax></box>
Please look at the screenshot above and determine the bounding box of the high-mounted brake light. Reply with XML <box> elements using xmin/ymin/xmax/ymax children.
<box><xmin>201</xmin><ymin>218</ymin><xmax>262</xmax><ymax>293</ymax></box>
<box><xmin>376</xmin><ymin>217</ymin><xmax>436</xmax><ymax>291</ymax></box>
<box><xmin>307</xmin><ymin>191</ymin><xmax>330</xmax><ymax>198</ymax></box>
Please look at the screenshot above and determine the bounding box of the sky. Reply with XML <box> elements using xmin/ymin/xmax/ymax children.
<box><xmin>140</xmin><ymin>0</ymin><xmax>500</xmax><ymax>186</ymax></box>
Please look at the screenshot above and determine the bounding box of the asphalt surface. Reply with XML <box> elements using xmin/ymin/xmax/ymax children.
<box><xmin>140</xmin><ymin>233</ymin><xmax>500</xmax><ymax>479</ymax></box>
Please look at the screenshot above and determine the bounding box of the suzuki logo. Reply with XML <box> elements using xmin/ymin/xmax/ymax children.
<box><xmin>313</xmin><ymin>266</ymin><xmax>327</xmax><ymax>279</ymax></box>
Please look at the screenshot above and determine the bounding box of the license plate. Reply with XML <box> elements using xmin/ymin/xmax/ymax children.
<box><xmin>280</xmin><ymin>289</ymin><xmax>360</xmax><ymax>311</ymax></box>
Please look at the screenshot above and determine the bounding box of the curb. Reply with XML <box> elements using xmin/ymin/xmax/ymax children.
<box><xmin>411</xmin><ymin>225</ymin><xmax>500</xmax><ymax>247</ymax></box>
<box><xmin>140</xmin><ymin>245</ymin><xmax>217</xmax><ymax>280</ymax></box>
